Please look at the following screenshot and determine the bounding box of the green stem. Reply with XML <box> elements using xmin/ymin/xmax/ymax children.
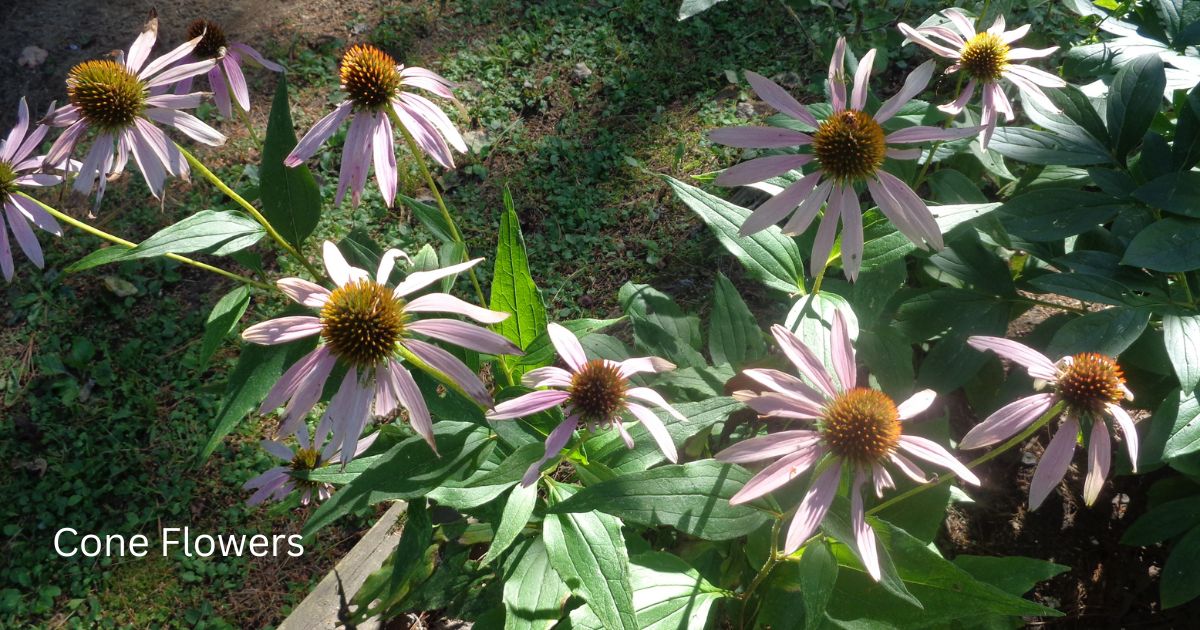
<box><xmin>176</xmin><ymin>143</ymin><xmax>323</xmax><ymax>280</ymax></box>
<box><xmin>390</xmin><ymin>112</ymin><xmax>488</xmax><ymax>307</ymax></box>
<box><xmin>867</xmin><ymin>401</ymin><xmax>1066</xmax><ymax>515</ymax></box>
<box><xmin>20</xmin><ymin>193</ymin><xmax>271</xmax><ymax>289</ymax></box>
<box><xmin>810</xmin><ymin>262</ymin><xmax>830</xmax><ymax>295</ymax></box>
<box><xmin>739</xmin><ymin>516</ymin><xmax>784</xmax><ymax>628</ymax></box>
<box><xmin>1180</xmin><ymin>273</ymin><xmax>1196</xmax><ymax>306</ymax></box>
<box><xmin>1015</xmin><ymin>296</ymin><xmax>1088</xmax><ymax>314</ymax></box>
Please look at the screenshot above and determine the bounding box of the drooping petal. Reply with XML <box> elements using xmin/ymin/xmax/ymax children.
<box><xmin>404</xmin><ymin>337</ymin><xmax>494</xmax><ymax>407</ymax></box>
<box><xmin>783</xmin><ymin>463</ymin><xmax>842</xmax><ymax>553</ymax></box>
<box><xmin>937</xmin><ymin>79</ymin><xmax>977</xmax><ymax>116</ymax></box>
<box><xmin>277</xmin><ymin>277</ymin><xmax>331</xmax><ymax>309</ymax></box>
<box><xmin>0</xmin><ymin>215</ymin><xmax>11</xmax><ymax>281</ymax></box>
<box><xmin>372</xmin><ymin>112</ymin><xmax>398</xmax><ymax>206</ymax></box>
<box><xmin>286</xmin><ymin>102</ymin><xmax>353</xmax><ymax>165</ymax></box>
<box><xmin>229</xmin><ymin>42</ymin><xmax>284</xmax><ymax>72</ymax></box>
<box><xmin>335</xmin><ymin>112</ymin><xmax>373</xmax><ymax>206</ymax></box>
<box><xmin>850</xmin><ymin>470</ymin><xmax>882</xmax><ymax>581</ymax></box>
<box><xmin>1028</xmin><ymin>416</ymin><xmax>1079</xmax><ymax>510</ymax></box>
<box><xmin>960</xmin><ymin>393</ymin><xmax>1058</xmax><ymax>450</ymax></box>
<box><xmin>261</xmin><ymin>440</ymin><xmax>294</xmax><ymax>462</ymax></box>
<box><xmin>8</xmin><ymin>196</ymin><xmax>62</xmax><ymax>236</ymax></box>
<box><xmin>4</xmin><ymin>204</ymin><xmax>42</xmax><ymax>268</ymax></box>
<box><xmin>781</xmin><ymin>178</ymin><xmax>834</xmax><ymax>236</ymax></box>
<box><xmin>625</xmin><ymin>387</ymin><xmax>685</xmax><ymax>421</ymax></box>
<box><xmin>838</xmin><ymin>187</ymin><xmax>864</xmax><ymax>282</ymax></box>
<box><xmin>742</xmin><ymin>171</ymin><xmax>822</xmax><ymax>237</ymax></box>
<box><xmin>407</xmin><ymin>318</ymin><xmax>522</xmax><ymax>356</ymax></box>
<box><xmin>830</xmin><ymin>308</ymin><xmax>856</xmax><ymax>391</ymax></box>
<box><xmin>715</xmin><ymin>154</ymin><xmax>812</xmax><ymax>187</ymax></box>
<box><xmin>874</xmin><ymin>60</ymin><xmax>936</xmax><ymax>124</ymax></box>
<box><xmin>745</xmin><ymin>70</ymin><xmax>819</xmax><ymax>127</ymax></box>
<box><xmin>888</xmin><ymin>452</ymin><xmax>929</xmax><ymax>483</ymax></box>
<box><xmin>394</xmin><ymin>101</ymin><xmax>454</xmax><ymax>168</ymax></box>
<box><xmin>241</xmin><ymin>315</ymin><xmax>323</xmax><ymax>344</ymax></box>
<box><xmin>399</xmin><ymin>66</ymin><xmax>458</xmax><ymax>99</ymax></box>
<box><xmin>1006</xmin><ymin>46</ymin><xmax>1059</xmax><ymax>60</ymax></box>
<box><xmin>487</xmin><ymin>389</ymin><xmax>571</xmax><ymax>420</ymax></box>
<box><xmin>405</xmin><ymin>292</ymin><xmax>509</xmax><ymax>323</ymax></box>
<box><xmin>521</xmin><ymin>417</ymin><xmax>577</xmax><ymax>486</ymax></box>
<box><xmin>770</xmin><ymin>324</ymin><xmax>838</xmax><ymax>398</ymax></box>
<box><xmin>125</xmin><ymin>128</ymin><xmax>166</xmax><ymax>198</ymax></box>
<box><xmin>1083</xmin><ymin>418</ymin><xmax>1111</xmax><ymax>506</ymax></box>
<box><xmin>871</xmin><ymin>463</ymin><xmax>894</xmax><ymax>497</ymax></box>
<box><xmin>875</xmin><ymin>170</ymin><xmax>943</xmax><ymax>249</ymax></box>
<box><xmin>809</xmin><ymin>184</ymin><xmax>844</xmax><ymax>277</ymax></box>
<box><xmin>398</xmin><ymin>92</ymin><xmax>467</xmax><ymax>153</ymax></box>
<box><xmin>966</xmin><ymin>336</ymin><xmax>1059</xmax><ymax>381</ymax></box>
<box><xmin>1004</xmin><ymin>63</ymin><xmax>1067</xmax><ymax>88</ymax></box>
<box><xmin>546</xmin><ymin>322</ymin><xmax>588</xmax><ymax>372</ymax></box>
<box><xmin>143</xmin><ymin>109</ymin><xmax>226</xmax><ymax>146</ymax></box>
<box><xmin>223</xmin><ymin>56</ymin><xmax>251</xmax><ymax>112</ymax></box>
<box><xmin>0</xmin><ymin>98</ymin><xmax>30</xmax><ymax>163</ymax></box>
<box><xmin>708</xmin><ymin>127</ymin><xmax>813</xmax><ymax>149</ymax></box>
<box><xmin>715</xmin><ymin>430</ymin><xmax>821</xmax><ymax>464</ymax></box>
<box><xmin>625</xmin><ymin>402</ymin><xmax>678</xmax><ymax>462</ymax></box>
<box><xmin>1107</xmin><ymin>403</ymin><xmax>1139</xmax><ymax>472</ymax></box>
<box><xmin>729</xmin><ymin>444</ymin><xmax>828</xmax><ymax>504</ymax></box>
<box><xmin>389</xmin><ymin>360</ymin><xmax>437</xmax><ymax>452</ymax></box>
<box><xmin>260</xmin><ymin>347</ymin><xmax>327</xmax><ymax>414</ymax></box>
<box><xmin>896</xmin><ymin>389</ymin><xmax>937</xmax><ymax>420</ymax></box>
<box><xmin>897</xmin><ymin>435</ymin><xmax>981</xmax><ymax>485</ymax></box>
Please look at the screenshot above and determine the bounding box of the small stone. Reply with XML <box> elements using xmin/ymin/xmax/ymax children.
<box><xmin>18</xmin><ymin>46</ymin><xmax>48</xmax><ymax>68</ymax></box>
<box><xmin>771</xmin><ymin>71</ymin><xmax>803</xmax><ymax>89</ymax></box>
<box><xmin>736</xmin><ymin>101</ymin><xmax>757</xmax><ymax>118</ymax></box>
<box><xmin>102</xmin><ymin>275</ymin><xmax>138</xmax><ymax>297</ymax></box>
<box><xmin>1021</xmin><ymin>450</ymin><xmax>1038</xmax><ymax>465</ymax></box>
<box><xmin>1149</xmin><ymin>565</ymin><xmax>1161</xmax><ymax>578</ymax></box>
<box><xmin>571</xmin><ymin>62</ymin><xmax>593</xmax><ymax>82</ymax></box>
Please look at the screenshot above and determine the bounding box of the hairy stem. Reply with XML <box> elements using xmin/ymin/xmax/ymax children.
<box><xmin>739</xmin><ymin>516</ymin><xmax>784</xmax><ymax>629</ymax></box>
<box><xmin>20</xmin><ymin>193</ymin><xmax>272</xmax><ymax>289</ymax></box>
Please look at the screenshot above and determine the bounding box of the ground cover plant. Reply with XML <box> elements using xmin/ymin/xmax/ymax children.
<box><xmin>3</xmin><ymin>0</ymin><xmax>1200</xmax><ymax>627</ymax></box>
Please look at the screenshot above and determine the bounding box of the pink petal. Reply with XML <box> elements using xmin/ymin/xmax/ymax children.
<box><xmin>1007</xmin><ymin>46</ymin><xmax>1058</xmax><ymax>60</ymax></box>
<box><xmin>617</xmin><ymin>356</ymin><xmax>676</xmax><ymax>378</ymax></box>
<box><xmin>896</xmin><ymin>389</ymin><xmax>937</xmax><ymax>420</ymax></box>
<box><xmin>769</xmin><ymin>324</ymin><xmax>837</xmax><ymax>398</ymax></box>
<box><xmin>372</xmin><ymin>112</ymin><xmax>398</xmax><ymax>206</ymax></box>
<box><xmin>897</xmin><ymin>23</ymin><xmax>961</xmax><ymax>58</ymax></box>
<box><xmin>742</xmin><ymin>171</ymin><xmax>822</xmax><ymax>236</ymax></box>
<box><xmin>741</xmin><ymin>368</ymin><xmax>827</xmax><ymax>410</ymax></box>
<box><xmin>735</xmin><ymin>390</ymin><xmax>825</xmax><ymax>420</ymax></box>
<box><xmin>809</xmin><ymin>184</ymin><xmax>844</xmax><ymax>277</ymax></box>
<box><xmin>404</xmin><ymin>337</ymin><xmax>492</xmax><ymax>407</ymax></box>
<box><xmin>937</xmin><ymin>79</ymin><xmax>977</xmax><ymax>116</ymax></box>
<box><xmin>397</xmin><ymin>92</ymin><xmax>467</xmax><ymax>153</ymax></box>
<box><xmin>851</xmin><ymin>470</ymin><xmax>882</xmax><ymax>581</ymax></box>
<box><xmin>521</xmin><ymin>417</ymin><xmax>576</xmax><ymax>486</ymax></box>
<box><xmin>335</xmin><ymin>112</ymin><xmax>373</xmax><ymax>206</ymax></box>
<box><xmin>944</xmin><ymin>8</ymin><xmax>978</xmax><ymax>39</ymax></box>
<box><xmin>212</xmin><ymin>66</ymin><xmax>234</xmax><ymax>118</ymax></box>
<box><xmin>241</xmin><ymin>315</ymin><xmax>323</xmax><ymax>344</ymax></box>
<box><xmin>828</xmin><ymin>37</ymin><xmax>847</xmax><ymax>112</ymax></box>
<box><xmin>400</xmin><ymin>66</ymin><xmax>457</xmax><ymax>100</ymax></box>
<box><xmin>708</xmin><ymin>127</ymin><xmax>813</xmax><ymax>149</ymax></box>
<box><xmin>392</xmin><ymin>257</ymin><xmax>483</xmax><ymax>297</ymax></box>
<box><xmin>394</xmin><ymin>101</ymin><xmax>454</xmax><ymax>169</ymax></box>
<box><xmin>285</xmin><ymin>102</ymin><xmax>352</xmax><ymax>166</ymax></box>
<box><xmin>405</xmin><ymin>292</ymin><xmax>509</xmax><ymax>324</ymax></box>
<box><xmin>897</xmin><ymin>435</ymin><xmax>981</xmax><ymax>485</ymax></box>
<box><xmin>1</xmin><ymin>98</ymin><xmax>30</xmax><ymax>163</ymax></box>
<box><xmin>144</xmin><ymin>93</ymin><xmax>206</xmax><ymax>110</ymax></box>
<box><xmin>1028</xmin><ymin>417</ymin><xmax>1079</xmax><ymax>510</ymax></box>
<box><xmin>521</xmin><ymin>366</ymin><xmax>573</xmax><ymax>388</ymax></box>
<box><xmin>783</xmin><ymin>463</ymin><xmax>842</xmax><ymax>553</ymax></box>
<box><xmin>223</xmin><ymin>56</ymin><xmax>251</xmax><ymax>112</ymax></box>
<box><xmin>8</xmin><ymin>196</ymin><xmax>61</xmax><ymax>236</ymax></box>
<box><xmin>745</xmin><ymin>70</ymin><xmax>819</xmax><ymax>127</ymax></box>
<box><xmin>1107</xmin><ymin>403</ymin><xmax>1139</xmax><ymax>472</ymax></box>
<box><xmin>625</xmin><ymin>387</ymin><xmax>685</xmax><ymax>420</ymax></box>
<box><xmin>729</xmin><ymin>444</ymin><xmax>827</xmax><ymax>504</ymax></box>
<box><xmin>139</xmin><ymin>34</ymin><xmax>205</xmax><ymax>80</ymax></box>
<box><xmin>0</xmin><ymin>217</ymin><xmax>11</xmax><ymax>281</ymax></box>
<box><xmin>874</xmin><ymin>60</ymin><xmax>936</xmax><ymax>124</ymax></box>
<box><xmin>125</xmin><ymin>19</ymin><xmax>158</xmax><ymax>74</ymax></box>
<box><xmin>871</xmin><ymin>463</ymin><xmax>894</xmax><ymax>497</ymax></box>
<box><xmin>715</xmin><ymin>430</ymin><xmax>820</xmax><ymax>464</ymax></box>
<box><xmin>960</xmin><ymin>393</ymin><xmax>1058</xmax><ymax>449</ymax></box>
<box><xmin>781</xmin><ymin>178</ymin><xmax>834</xmax><ymax>236</ymax></box>
<box><xmin>966</xmin><ymin>336</ymin><xmax>1059</xmax><ymax>381</ymax></box>
<box><xmin>144</xmin><ymin>58</ymin><xmax>219</xmax><ymax>89</ymax></box>
<box><xmin>375</xmin><ymin>248</ymin><xmax>410</xmax><ymax>284</ymax></box>
<box><xmin>830</xmin><ymin>308</ymin><xmax>856</xmax><ymax>390</ymax></box>
<box><xmin>321</xmin><ymin>240</ymin><xmax>369</xmax><ymax>287</ymax></box>
<box><xmin>625</xmin><ymin>402</ymin><xmax>678</xmax><ymax>462</ymax></box>
<box><xmin>547</xmin><ymin>322</ymin><xmax>588</xmax><ymax>371</ymax></box>
<box><xmin>850</xmin><ymin>49</ymin><xmax>877</xmax><ymax>111</ymax></box>
<box><xmin>867</xmin><ymin>177</ymin><xmax>923</xmax><ymax>246</ymax></box>
<box><xmin>489</xmin><ymin>389</ymin><xmax>570</xmax><ymax>420</ymax></box>
<box><xmin>876</xmin><ymin>171</ymin><xmax>943</xmax><ymax>249</ymax></box>
<box><xmin>229</xmin><ymin>42</ymin><xmax>284</xmax><ymax>72</ymax></box>
<box><xmin>389</xmin><ymin>360</ymin><xmax>437</xmax><ymax>452</ymax></box>
<box><xmin>261</xmin><ymin>440</ymin><xmax>294</xmax><ymax>462</ymax></box>
<box><xmin>1083</xmin><ymin>418</ymin><xmax>1111</xmax><ymax>506</ymax></box>
<box><xmin>838</xmin><ymin>187</ymin><xmax>864</xmax><ymax>282</ymax></box>
<box><xmin>4</xmin><ymin>203</ymin><xmax>41</xmax><ymax>268</ymax></box>
<box><xmin>886</xmin><ymin>125</ymin><xmax>980</xmax><ymax>144</ymax></box>
<box><xmin>260</xmin><ymin>347</ymin><xmax>327</xmax><ymax>413</ymax></box>
<box><xmin>889</xmin><ymin>452</ymin><xmax>929</xmax><ymax>483</ymax></box>
<box><xmin>408</xmin><ymin>318</ymin><xmax>522</xmax><ymax>355</ymax></box>
<box><xmin>124</xmin><ymin>129</ymin><xmax>166</xmax><ymax>198</ymax></box>
<box><xmin>143</xmin><ymin>109</ymin><xmax>226</xmax><ymax>146</ymax></box>
<box><xmin>277</xmin><ymin>277</ymin><xmax>331</xmax><ymax>309</ymax></box>
<box><xmin>715</xmin><ymin>154</ymin><xmax>812</xmax><ymax>187</ymax></box>
<box><xmin>987</xmin><ymin>14</ymin><xmax>1007</xmax><ymax>36</ymax></box>
<box><xmin>1001</xmin><ymin>24</ymin><xmax>1033</xmax><ymax>44</ymax></box>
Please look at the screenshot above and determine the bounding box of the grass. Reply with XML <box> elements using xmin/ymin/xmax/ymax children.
<box><xmin>0</xmin><ymin>0</ymin><xmax>1088</xmax><ymax>626</ymax></box>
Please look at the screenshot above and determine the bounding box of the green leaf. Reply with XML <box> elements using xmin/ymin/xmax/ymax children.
<box><xmin>678</xmin><ymin>0</ymin><xmax>730</xmax><ymax>20</ymax></box>
<box><xmin>1046</xmin><ymin>307</ymin><xmax>1150</xmax><ymax>357</ymax></box>
<box><xmin>857</xmin><ymin>327</ymin><xmax>915</xmax><ymax>398</ymax></box>
<box><xmin>565</xmin><ymin>552</ymin><xmax>727</xmax><ymax>629</ymax></box>
<box><xmin>989</xmin><ymin>127</ymin><xmax>1114</xmax><ymax>166</ymax></box>
<box><xmin>544</xmin><ymin>484</ymin><xmax>639</xmax><ymax>630</ymax></box>
<box><xmin>708</xmin><ymin>272</ymin><xmax>764</xmax><ymax>367</ymax></box>
<box><xmin>490</xmin><ymin>187</ymin><xmax>548</xmax><ymax>357</ymax></box>
<box><xmin>797</xmin><ymin>539</ymin><xmax>839</xmax><ymax>629</ymax></box>
<box><xmin>427</xmin><ymin>443</ymin><xmax>545</xmax><ymax>509</ymax></box>
<box><xmin>785</xmin><ymin>291</ymin><xmax>858</xmax><ymax>385</ymax></box>
<box><xmin>999</xmin><ymin>189</ymin><xmax>1131</xmax><ymax>241</ymax></box>
<box><xmin>1172</xmin><ymin>83</ymin><xmax>1200</xmax><ymax>171</ymax></box>
<box><xmin>400</xmin><ymin>194</ymin><xmax>457</xmax><ymax>244</ymax></box>
<box><xmin>1165</xmin><ymin>311</ymin><xmax>1200</xmax><ymax>393</ymax></box>
<box><xmin>1122</xmin><ymin>495</ymin><xmax>1200</xmax><ymax>545</ymax></box>
<box><xmin>1028</xmin><ymin>273</ymin><xmax>1145</xmax><ymax>307</ymax></box>
<box><xmin>302</xmin><ymin>422</ymin><xmax>493</xmax><ymax>538</ymax></box>
<box><xmin>1162</xmin><ymin>524</ymin><xmax>1200</xmax><ymax>608</ymax></box>
<box><xmin>1133</xmin><ymin>172</ymin><xmax>1200</xmax><ymax>217</ymax></box>
<box><xmin>1107</xmin><ymin>54</ymin><xmax>1167</xmax><ymax>160</ymax></box>
<box><xmin>664</xmin><ymin>176</ymin><xmax>803</xmax><ymax>293</ymax></box>
<box><xmin>65</xmin><ymin>246</ymin><xmax>132</xmax><ymax>272</ymax></box>
<box><xmin>260</xmin><ymin>75</ymin><xmax>321</xmax><ymax>248</ymax></box>
<box><xmin>513</xmin><ymin>317</ymin><xmax>623</xmax><ymax>369</ymax></box>
<box><xmin>1046</xmin><ymin>83</ymin><xmax>1111</xmax><ymax>147</ymax></box>
<box><xmin>550</xmin><ymin>460</ymin><xmax>770</xmax><ymax>540</ymax></box>
<box><xmin>350</xmin><ymin>500</ymin><xmax>433</xmax><ymax>621</ymax></box>
<box><xmin>503</xmin><ymin>538</ymin><xmax>571</xmax><ymax>630</ymax></box>
<box><xmin>119</xmin><ymin>210</ymin><xmax>264</xmax><ymax>260</ymax></box>
<box><xmin>482</xmin><ymin>482</ymin><xmax>539</xmax><ymax>566</ymax></box>
<box><xmin>1123</xmin><ymin>217</ymin><xmax>1200</xmax><ymax>271</ymax></box>
<box><xmin>198</xmin><ymin>332</ymin><xmax>316</xmax><ymax>460</ymax></box>
<box><xmin>198</xmin><ymin>286</ymin><xmax>251</xmax><ymax>366</ymax></box>
<box><xmin>952</xmin><ymin>555</ymin><xmax>1069</xmax><ymax>597</ymax></box>
<box><xmin>1165</xmin><ymin>391</ymin><xmax>1200</xmax><ymax>460</ymax></box>
<box><xmin>619</xmin><ymin>282</ymin><xmax>706</xmax><ymax>368</ymax></box>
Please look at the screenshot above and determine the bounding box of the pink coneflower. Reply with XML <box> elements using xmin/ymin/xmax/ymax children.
<box><xmin>963</xmin><ymin>336</ymin><xmax>1138</xmax><ymax>509</ymax></box>
<box><xmin>486</xmin><ymin>323</ymin><xmax>685</xmax><ymax>486</ymax></box>
<box><xmin>899</xmin><ymin>9</ymin><xmax>1065</xmax><ymax>148</ymax></box>
<box><xmin>0</xmin><ymin>98</ymin><xmax>64</xmax><ymax>282</ymax></box>
<box><xmin>242</xmin><ymin>241</ymin><xmax>520</xmax><ymax>463</ymax></box>
<box><xmin>709</xmin><ymin>37</ymin><xmax>976</xmax><ymax>281</ymax></box>
<box><xmin>244</xmin><ymin>414</ymin><xmax>378</xmax><ymax>506</ymax></box>
<box><xmin>716</xmin><ymin>312</ymin><xmax>979</xmax><ymax>580</ymax></box>
<box><xmin>42</xmin><ymin>11</ymin><xmax>226</xmax><ymax>209</ymax></box>
<box><xmin>284</xmin><ymin>44</ymin><xmax>466</xmax><ymax>207</ymax></box>
<box><xmin>170</xmin><ymin>19</ymin><xmax>284</xmax><ymax>119</ymax></box>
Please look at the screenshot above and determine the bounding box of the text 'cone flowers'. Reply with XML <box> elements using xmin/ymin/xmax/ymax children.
<box><xmin>709</xmin><ymin>37</ymin><xmax>978</xmax><ymax>280</ymax></box>
<box><xmin>487</xmin><ymin>323</ymin><xmax>685</xmax><ymax>486</ymax></box>
<box><xmin>717</xmin><ymin>311</ymin><xmax>979</xmax><ymax>580</ymax></box>
<box><xmin>242</xmin><ymin>242</ymin><xmax>521</xmax><ymax>463</ymax></box>
<box><xmin>964</xmin><ymin>336</ymin><xmax>1138</xmax><ymax>509</ymax></box>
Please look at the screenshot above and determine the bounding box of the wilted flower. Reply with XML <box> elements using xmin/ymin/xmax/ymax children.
<box><xmin>717</xmin><ymin>312</ymin><xmax>979</xmax><ymax>580</ymax></box>
<box><xmin>487</xmin><ymin>323</ymin><xmax>684</xmax><ymax>486</ymax></box>
<box><xmin>899</xmin><ymin>9</ymin><xmax>1065</xmax><ymax>148</ymax></box>
<box><xmin>284</xmin><ymin>44</ymin><xmax>466</xmax><ymax>207</ymax></box>
<box><xmin>242</xmin><ymin>241</ymin><xmax>521</xmax><ymax>463</ymax></box>
<box><xmin>0</xmin><ymin>98</ymin><xmax>64</xmax><ymax>282</ymax></box>
<box><xmin>43</xmin><ymin>11</ymin><xmax>226</xmax><ymax>208</ymax></box>
<box><xmin>709</xmin><ymin>37</ymin><xmax>976</xmax><ymax>281</ymax></box>
<box><xmin>244</xmin><ymin>414</ymin><xmax>378</xmax><ymax>505</ymax></box>
<box><xmin>963</xmin><ymin>336</ymin><xmax>1138</xmax><ymax>509</ymax></box>
<box><xmin>170</xmin><ymin>19</ymin><xmax>284</xmax><ymax>118</ymax></box>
